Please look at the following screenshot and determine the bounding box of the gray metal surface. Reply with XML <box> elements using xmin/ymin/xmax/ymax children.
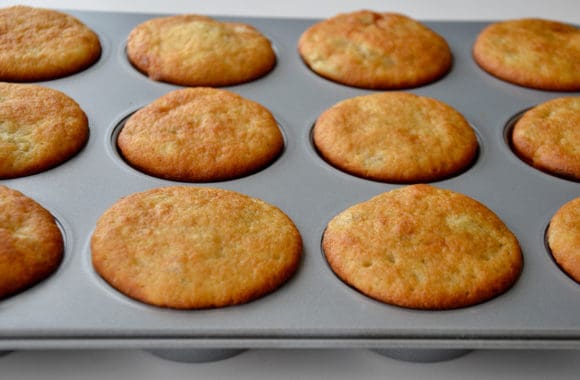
<box><xmin>0</xmin><ymin>10</ymin><xmax>578</xmax><ymax>350</ymax></box>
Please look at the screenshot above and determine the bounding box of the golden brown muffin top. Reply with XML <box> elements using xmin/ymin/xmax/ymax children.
<box><xmin>0</xmin><ymin>6</ymin><xmax>101</xmax><ymax>81</ymax></box>
<box><xmin>547</xmin><ymin>197</ymin><xmax>580</xmax><ymax>283</ymax></box>
<box><xmin>323</xmin><ymin>184</ymin><xmax>523</xmax><ymax>310</ymax></box>
<box><xmin>512</xmin><ymin>97</ymin><xmax>580</xmax><ymax>181</ymax></box>
<box><xmin>91</xmin><ymin>186</ymin><xmax>302</xmax><ymax>309</ymax></box>
<box><xmin>298</xmin><ymin>10</ymin><xmax>452</xmax><ymax>89</ymax></box>
<box><xmin>0</xmin><ymin>185</ymin><xmax>64</xmax><ymax>299</ymax></box>
<box><xmin>313</xmin><ymin>92</ymin><xmax>478</xmax><ymax>183</ymax></box>
<box><xmin>0</xmin><ymin>82</ymin><xmax>89</xmax><ymax>179</ymax></box>
<box><xmin>473</xmin><ymin>18</ymin><xmax>580</xmax><ymax>91</ymax></box>
<box><xmin>117</xmin><ymin>87</ymin><xmax>283</xmax><ymax>182</ymax></box>
<box><xmin>127</xmin><ymin>14</ymin><xmax>276</xmax><ymax>86</ymax></box>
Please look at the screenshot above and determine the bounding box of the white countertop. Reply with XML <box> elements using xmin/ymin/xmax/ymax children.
<box><xmin>2</xmin><ymin>0</ymin><xmax>579</xmax><ymax>379</ymax></box>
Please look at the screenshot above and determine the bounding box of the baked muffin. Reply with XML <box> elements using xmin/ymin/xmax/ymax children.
<box><xmin>91</xmin><ymin>186</ymin><xmax>302</xmax><ymax>309</ymax></box>
<box><xmin>127</xmin><ymin>14</ymin><xmax>276</xmax><ymax>86</ymax></box>
<box><xmin>473</xmin><ymin>18</ymin><xmax>580</xmax><ymax>91</ymax></box>
<box><xmin>0</xmin><ymin>185</ymin><xmax>64</xmax><ymax>299</ymax></box>
<box><xmin>0</xmin><ymin>6</ymin><xmax>101</xmax><ymax>81</ymax></box>
<box><xmin>313</xmin><ymin>92</ymin><xmax>478</xmax><ymax>182</ymax></box>
<box><xmin>298</xmin><ymin>10</ymin><xmax>452</xmax><ymax>89</ymax></box>
<box><xmin>511</xmin><ymin>97</ymin><xmax>580</xmax><ymax>181</ymax></box>
<box><xmin>117</xmin><ymin>87</ymin><xmax>283</xmax><ymax>182</ymax></box>
<box><xmin>0</xmin><ymin>82</ymin><xmax>89</xmax><ymax>178</ymax></box>
<box><xmin>322</xmin><ymin>184</ymin><xmax>523</xmax><ymax>310</ymax></box>
<box><xmin>547</xmin><ymin>197</ymin><xmax>580</xmax><ymax>283</ymax></box>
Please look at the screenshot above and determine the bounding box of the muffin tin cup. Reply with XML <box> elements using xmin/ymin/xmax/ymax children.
<box><xmin>372</xmin><ymin>348</ymin><xmax>472</xmax><ymax>363</ymax></box>
<box><xmin>0</xmin><ymin>10</ymin><xmax>578</xmax><ymax>361</ymax></box>
<box><xmin>146</xmin><ymin>348</ymin><xmax>468</xmax><ymax>363</ymax></box>
<box><xmin>145</xmin><ymin>348</ymin><xmax>246</xmax><ymax>363</ymax></box>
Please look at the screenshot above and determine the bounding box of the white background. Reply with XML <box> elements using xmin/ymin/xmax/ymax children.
<box><xmin>2</xmin><ymin>1</ymin><xmax>579</xmax><ymax>379</ymax></box>
<box><xmin>2</xmin><ymin>0</ymin><xmax>580</xmax><ymax>22</ymax></box>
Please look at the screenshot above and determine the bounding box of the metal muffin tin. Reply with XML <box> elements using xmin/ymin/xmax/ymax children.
<box><xmin>1</xmin><ymin>10</ymin><xmax>578</xmax><ymax>354</ymax></box>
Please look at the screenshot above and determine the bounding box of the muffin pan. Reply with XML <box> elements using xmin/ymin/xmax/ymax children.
<box><xmin>0</xmin><ymin>10</ymin><xmax>578</xmax><ymax>352</ymax></box>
